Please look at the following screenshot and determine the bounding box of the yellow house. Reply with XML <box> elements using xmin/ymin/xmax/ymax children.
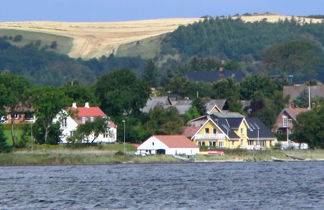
<box><xmin>189</xmin><ymin>112</ymin><xmax>277</xmax><ymax>149</ymax></box>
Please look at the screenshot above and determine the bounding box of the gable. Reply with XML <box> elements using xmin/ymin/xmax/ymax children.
<box><xmin>137</xmin><ymin>136</ymin><xmax>169</xmax><ymax>150</ymax></box>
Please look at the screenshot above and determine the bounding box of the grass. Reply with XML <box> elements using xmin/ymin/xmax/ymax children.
<box><xmin>116</xmin><ymin>35</ymin><xmax>164</xmax><ymax>59</ymax></box>
<box><xmin>0</xmin><ymin>29</ymin><xmax>73</xmax><ymax>55</ymax></box>
<box><xmin>1</xmin><ymin>143</ymin><xmax>323</xmax><ymax>166</ymax></box>
<box><xmin>0</xmin><ymin>152</ymin><xmax>180</xmax><ymax>166</ymax></box>
<box><xmin>195</xmin><ymin>149</ymin><xmax>324</xmax><ymax>162</ymax></box>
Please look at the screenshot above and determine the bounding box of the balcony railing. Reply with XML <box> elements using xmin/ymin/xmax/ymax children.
<box><xmin>193</xmin><ymin>134</ymin><xmax>226</xmax><ymax>140</ymax></box>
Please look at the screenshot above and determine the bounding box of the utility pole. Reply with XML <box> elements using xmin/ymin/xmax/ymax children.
<box><xmin>122</xmin><ymin>119</ymin><xmax>126</xmax><ymax>154</ymax></box>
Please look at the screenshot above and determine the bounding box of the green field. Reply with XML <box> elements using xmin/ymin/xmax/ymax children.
<box><xmin>0</xmin><ymin>29</ymin><xmax>73</xmax><ymax>55</ymax></box>
<box><xmin>116</xmin><ymin>35</ymin><xmax>164</xmax><ymax>59</ymax></box>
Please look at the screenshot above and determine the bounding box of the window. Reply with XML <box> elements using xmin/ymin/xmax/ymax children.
<box><xmin>70</xmin><ymin>131</ymin><xmax>75</xmax><ymax>137</ymax></box>
<box><xmin>90</xmin><ymin>117</ymin><xmax>94</xmax><ymax>122</ymax></box>
<box><xmin>241</xmin><ymin>128</ymin><xmax>244</xmax><ymax>135</ymax></box>
<box><xmin>260</xmin><ymin>141</ymin><xmax>266</xmax><ymax>147</ymax></box>
<box><xmin>205</xmin><ymin>128</ymin><xmax>209</xmax><ymax>134</ymax></box>
<box><xmin>213</xmin><ymin>128</ymin><xmax>217</xmax><ymax>134</ymax></box>
<box><xmin>241</xmin><ymin>139</ymin><xmax>244</xmax><ymax>146</ymax></box>
<box><xmin>248</xmin><ymin>140</ymin><xmax>254</xmax><ymax>145</ymax></box>
<box><xmin>232</xmin><ymin>141</ymin><xmax>235</xmax><ymax>146</ymax></box>
<box><xmin>152</xmin><ymin>142</ymin><xmax>155</xmax><ymax>146</ymax></box>
<box><xmin>103</xmin><ymin>130</ymin><xmax>109</xmax><ymax>138</ymax></box>
<box><xmin>282</xmin><ymin>116</ymin><xmax>288</xmax><ymax>127</ymax></box>
<box><xmin>219</xmin><ymin>141</ymin><xmax>224</xmax><ymax>147</ymax></box>
<box><xmin>62</xmin><ymin>118</ymin><xmax>67</xmax><ymax>127</ymax></box>
<box><xmin>202</xmin><ymin>142</ymin><xmax>205</xmax><ymax>146</ymax></box>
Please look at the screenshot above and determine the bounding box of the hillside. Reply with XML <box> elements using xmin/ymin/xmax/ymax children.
<box><xmin>0</xmin><ymin>18</ymin><xmax>200</xmax><ymax>59</ymax></box>
<box><xmin>0</xmin><ymin>14</ymin><xmax>322</xmax><ymax>60</ymax></box>
<box><xmin>115</xmin><ymin>14</ymin><xmax>324</xmax><ymax>59</ymax></box>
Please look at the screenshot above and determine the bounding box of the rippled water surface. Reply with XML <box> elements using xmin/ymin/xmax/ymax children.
<box><xmin>0</xmin><ymin>162</ymin><xmax>324</xmax><ymax>209</ymax></box>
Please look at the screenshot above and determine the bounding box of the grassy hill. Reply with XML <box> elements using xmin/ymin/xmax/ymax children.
<box><xmin>0</xmin><ymin>18</ymin><xmax>200</xmax><ymax>59</ymax></box>
<box><xmin>0</xmin><ymin>29</ymin><xmax>73</xmax><ymax>55</ymax></box>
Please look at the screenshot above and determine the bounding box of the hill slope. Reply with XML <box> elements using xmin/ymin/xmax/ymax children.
<box><xmin>0</xmin><ymin>18</ymin><xmax>200</xmax><ymax>59</ymax></box>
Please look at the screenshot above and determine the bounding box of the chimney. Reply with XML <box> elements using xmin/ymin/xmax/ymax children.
<box><xmin>72</xmin><ymin>102</ymin><xmax>77</xmax><ymax>109</ymax></box>
<box><xmin>85</xmin><ymin>102</ymin><xmax>90</xmax><ymax>108</ymax></box>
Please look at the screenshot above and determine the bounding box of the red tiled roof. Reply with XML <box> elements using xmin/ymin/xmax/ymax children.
<box><xmin>285</xmin><ymin>108</ymin><xmax>309</xmax><ymax>120</ymax></box>
<box><xmin>68</xmin><ymin>107</ymin><xmax>106</xmax><ymax>117</ymax></box>
<box><xmin>182</xmin><ymin>126</ymin><xmax>200</xmax><ymax>138</ymax></box>
<box><xmin>153</xmin><ymin>135</ymin><xmax>198</xmax><ymax>148</ymax></box>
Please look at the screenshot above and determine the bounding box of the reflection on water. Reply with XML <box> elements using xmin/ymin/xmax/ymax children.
<box><xmin>0</xmin><ymin>162</ymin><xmax>324</xmax><ymax>209</ymax></box>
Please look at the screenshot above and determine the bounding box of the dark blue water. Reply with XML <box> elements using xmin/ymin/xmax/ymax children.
<box><xmin>0</xmin><ymin>162</ymin><xmax>323</xmax><ymax>209</ymax></box>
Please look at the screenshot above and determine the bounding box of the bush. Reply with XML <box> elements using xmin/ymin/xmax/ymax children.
<box><xmin>13</xmin><ymin>35</ymin><xmax>23</xmax><ymax>42</ymax></box>
<box><xmin>115</xmin><ymin>151</ymin><xmax>125</xmax><ymax>156</ymax></box>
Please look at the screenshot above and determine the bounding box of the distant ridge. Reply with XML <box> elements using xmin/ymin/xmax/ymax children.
<box><xmin>0</xmin><ymin>14</ymin><xmax>322</xmax><ymax>59</ymax></box>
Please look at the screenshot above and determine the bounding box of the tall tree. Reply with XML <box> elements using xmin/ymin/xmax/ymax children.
<box><xmin>191</xmin><ymin>97</ymin><xmax>206</xmax><ymax>115</ymax></box>
<box><xmin>0</xmin><ymin>74</ymin><xmax>30</xmax><ymax>147</ymax></box>
<box><xmin>147</xmin><ymin>105</ymin><xmax>183</xmax><ymax>135</ymax></box>
<box><xmin>292</xmin><ymin>105</ymin><xmax>324</xmax><ymax>148</ymax></box>
<box><xmin>95</xmin><ymin>68</ymin><xmax>150</xmax><ymax>116</ymax></box>
<box><xmin>142</xmin><ymin>60</ymin><xmax>159</xmax><ymax>87</ymax></box>
<box><xmin>213</xmin><ymin>78</ymin><xmax>242</xmax><ymax>112</ymax></box>
<box><xmin>61</xmin><ymin>81</ymin><xmax>98</xmax><ymax>106</ymax></box>
<box><xmin>30</xmin><ymin>86</ymin><xmax>69</xmax><ymax>143</ymax></box>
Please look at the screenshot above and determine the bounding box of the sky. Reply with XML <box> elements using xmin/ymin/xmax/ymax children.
<box><xmin>1</xmin><ymin>0</ymin><xmax>324</xmax><ymax>22</ymax></box>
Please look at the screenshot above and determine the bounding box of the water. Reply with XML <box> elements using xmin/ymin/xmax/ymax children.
<box><xmin>0</xmin><ymin>162</ymin><xmax>323</xmax><ymax>209</ymax></box>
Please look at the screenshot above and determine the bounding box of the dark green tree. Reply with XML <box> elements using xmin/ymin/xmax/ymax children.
<box><xmin>213</xmin><ymin>78</ymin><xmax>242</xmax><ymax>112</ymax></box>
<box><xmin>293</xmin><ymin>88</ymin><xmax>309</xmax><ymax>108</ymax></box>
<box><xmin>142</xmin><ymin>60</ymin><xmax>159</xmax><ymax>87</ymax></box>
<box><xmin>71</xmin><ymin>117</ymin><xmax>108</xmax><ymax>143</ymax></box>
<box><xmin>262</xmin><ymin>40</ymin><xmax>324</xmax><ymax>78</ymax></box>
<box><xmin>147</xmin><ymin>105</ymin><xmax>183</xmax><ymax>135</ymax></box>
<box><xmin>291</xmin><ymin>105</ymin><xmax>324</xmax><ymax>148</ymax></box>
<box><xmin>30</xmin><ymin>86</ymin><xmax>70</xmax><ymax>144</ymax></box>
<box><xmin>0</xmin><ymin>73</ymin><xmax>31</xmax><ymax>147</ymax></box>
<box><xmin>240</xmin><ymin>75</ymin><xmax>280</xmax><ymax>100</ymax></box>
<box><xmin>95</xmin><ymin>68</ymin><xmax>150</xmax><ymax>116</ymax></box>
<box><xmin>61</xmin><ymin>81</ymin><xmax>98</xmax><ymax>106</ymax></box>
<box><xmin>191</xmin><ymin>97</ymin><xmax>206</xmax><ymax>115</ymax></box>
<box><xmin>183</xmin><ymin>106</ymin><xmax>200</xmax><ymax>123</ymax></box>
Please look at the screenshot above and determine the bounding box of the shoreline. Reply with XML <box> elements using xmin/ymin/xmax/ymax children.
<box><xmin>1</xmin><ymin>149</ymin><xmax>324</xmax><ymax>166</ymax></box>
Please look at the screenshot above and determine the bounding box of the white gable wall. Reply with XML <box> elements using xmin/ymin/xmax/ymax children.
<box><xmin>137</xmin><ymin>136</ymin><xmax>199</xmax><ymax>155</ymax></box>
<box><xmin>53</xmin><ymin>109</ymin><xmax>117</xmax><ymax>143</ymax></box>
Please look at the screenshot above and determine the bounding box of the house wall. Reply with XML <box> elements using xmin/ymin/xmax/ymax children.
<box><xmin>137</xmin><ymin>136</ymin><xmax>199</xmax><ymax>155</ymax></box>
<box><xmin>53</xmin><ymin>112</ymin><xmax>78</xmax><ymax>143</ymax></box>
<box><xmin>53</xmin><ymin>110</ymin><xmax>117</xmax><ymax>144</ymax></box>
<box><xmin>193</xmin><ymin>120</ymin><xmax>230</xmax><ymax>148</ymax></box>
<box><xmin>234</xmin><ymin>121</ymin><xmax>248</xmax><ymax>149</ymax></box>
<box><xmin>272</xmin><ymin>112</ymin><xmax>294</xmax><ymax>134</ymax></box>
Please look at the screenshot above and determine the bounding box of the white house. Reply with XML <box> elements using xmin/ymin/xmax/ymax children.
<box><xmin>137</xmin><ymin>135</ymin><xmax>199</xmax><ymax>156</ymax></box>
<box><xmin>53</xmin><ymin>102</ymin><xmax>117</xmax><ymax>143</ymax></box>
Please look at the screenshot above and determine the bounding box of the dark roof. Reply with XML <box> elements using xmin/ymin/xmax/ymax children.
<box><xmin>210</xmin><ymin>113</ymin><xmax>244</xmax><ymax>139</ymax></box>
<box><xmin>283</xmin><ymin>85</ymin><xmax>324</xmax><ymax>102</ymax></box>
<box><xmin>203</xmin><ymin>99</ymin><xmax>227</xmax><ymax>112</ymax></box>
<box><xmin>246</xmin><ymin>117</ymin><xmax>276</xmax><ymax>139</ymax></box>
<box><xmin>185</xmin><ymin>70</ymin><xmax>245</xmax><ymax>83</ymax></box>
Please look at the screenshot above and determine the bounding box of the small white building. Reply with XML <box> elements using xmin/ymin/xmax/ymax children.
<box><xmin>137</xmin><ymin>135</ymin><xmax>199</xmax><ymax>156</ymax></box>
<box><xmin>53</xmin><ymin>102</ymin><xmax>117</xmax><ymax>143</ymax></box>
